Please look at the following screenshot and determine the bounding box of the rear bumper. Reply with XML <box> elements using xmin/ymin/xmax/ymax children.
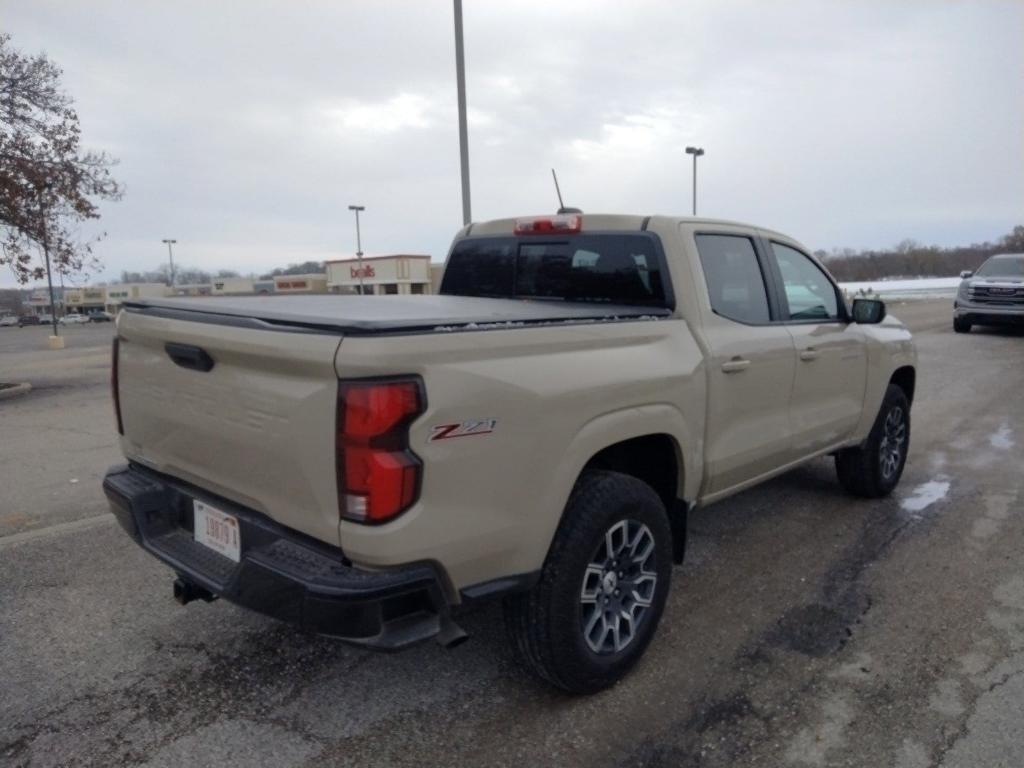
<box><xmin>103</xmin><ymin>463</ymin><xmax>452</xmax><ymax>650</ymax></box>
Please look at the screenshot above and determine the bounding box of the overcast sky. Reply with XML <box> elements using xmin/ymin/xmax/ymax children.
<box><xmin>4</xmin><ymin>0</ymin><xmax>1022</xmax><ymax>288</ymax></box>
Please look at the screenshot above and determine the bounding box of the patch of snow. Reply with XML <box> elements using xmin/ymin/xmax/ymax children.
<box><xmin>840</xmin><ymin>277</ymin><xmax>961</xmax><ymax>300</ymax></box>
<box><xmin>900</xmin><ymin>480</ymin><xmax>951</xmax><ymax>514</ymax></box>
<box><xmin>990</xmin><ymin>424</ymin><xmax>1014</xmax><ymax>450</ymax></box>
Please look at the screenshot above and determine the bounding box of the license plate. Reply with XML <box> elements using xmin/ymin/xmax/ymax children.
<box><xmin>193</xmin><ymin>500</ymin><xmax>241</xmax><ymax>562</ymax></box>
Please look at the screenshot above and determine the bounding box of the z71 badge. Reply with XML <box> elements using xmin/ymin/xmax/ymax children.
<box><xmin>429</xmin><ymin>419</ymin><xmax>497</xmax><ymax>442</ymax></box>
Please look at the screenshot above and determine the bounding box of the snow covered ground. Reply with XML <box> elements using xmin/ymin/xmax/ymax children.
<box><xmin>839</xmin><ymin>276</ymin><xmax>960</xmax><ymax>299</ymax></box>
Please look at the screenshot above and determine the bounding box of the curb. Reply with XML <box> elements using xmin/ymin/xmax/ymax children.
<box><xmin>0</xmin><ymin>382</ymin><xmax>33</xmax><ymax>401</ymax></box>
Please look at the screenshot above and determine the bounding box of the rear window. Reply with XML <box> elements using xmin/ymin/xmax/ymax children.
<box><xmin>441</xmin><ymin>234</ymin><xmax>669</xmax><ymax>307</ymax></box>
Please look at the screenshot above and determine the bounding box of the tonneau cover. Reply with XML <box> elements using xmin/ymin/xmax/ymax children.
<box><xmin>122</xmin><ymin>294</ymin><xmax>670</xmax><ymax>335</ymax></box>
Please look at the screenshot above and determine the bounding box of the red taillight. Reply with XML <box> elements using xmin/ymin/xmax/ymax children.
<box><xmin>111</xmin><ymin>337</ymin><xmax>123</xmax><ymax>435</ymax></box>
<box><xmin>336</xmin><ymin>379</ymin><xmax>424</xmax><ymax>524</ymax></box>
<box><xmin>514</xmin><ymin>214</ymin><xmax>582</xmax><ymax>235</ymax></box>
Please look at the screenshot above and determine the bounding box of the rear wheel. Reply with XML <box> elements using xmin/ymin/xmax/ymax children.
<box><xmin>835</xmin><ymin>383</ymin><xmax>910</xmax><ymax>498</ymax></box>
<box><xmin>504</xmin><ymin>470</ymin><xmax>673</xmax><ymax>694</ymax></box>
<box><xmin>953</xmin><ymin>316</ymin><xmax>971</xmax><ymax>333</ymax></box>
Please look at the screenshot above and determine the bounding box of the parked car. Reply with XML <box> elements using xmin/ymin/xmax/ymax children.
<box><xmin>0</xmin><ymin>315</ymin><xmax>18</xmax><ymax>327</ymax></box>
<box><xmin>89</xmin><ymin>311</ymin><xmax>114</xmax><ymax>323</ymax></box>
<box><xmin>104</xmin><ymin>213</ymin><xmax>917</xmax><ymax>693</ymax></box>
<box><xmin>37</xmin><ymin>314</ymin><xmax>53</xmax><ymax>325</ymax></box>
<box><xmin>18</xmin><ymin>315</ymin><xmax>41</xmax><ymax>327</ymax></box>
<box><xmin>954</xmin><ymin>253</ymin><xmax>1024</xmax><ymax>333</ymax></box>
<box><xmin>59</xmin><ymin>313</ymin><xmax>90</xmax><ymax>325</ymax></box>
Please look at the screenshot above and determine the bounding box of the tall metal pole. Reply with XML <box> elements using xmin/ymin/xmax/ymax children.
<box><xmin>692</xmin><ymin>154</ymin><xmax>697</xmax><ymax>216</ymax></box>
<box><xmin>685</xmin><ymin>146</ymin><xmax>704</xmax><ymax>216</ymax></box>
<box><xmin>348</xmin><ymin>205</ymin><xmax>366</xmax><ymax>295</ymax></box>
<box><xmin>40</xmin><ymin>193</ymin><xmax>59</xmax><ymax>337</ymax></box>
<box><xmin>162</xmin><ymin>238</ymin><xmax>177</xmax><ymax>287</ymax></box>
<box><xmin>453</xmin><ymin>0</ymin><xmax>472</xmax><ymax>225</ymax></box>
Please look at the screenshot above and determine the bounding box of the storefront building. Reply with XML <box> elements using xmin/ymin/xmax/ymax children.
<box><xmin>325</xmin><ymin>255</ymin><xmax>433</xmax><ymax>295</ymax></box>
<box><xmin>105</xmin><ymin>283</ymin><xmax>170</xmax><ymax>313</ymax></box>
<box><xmin>273</xmin><ymin>273</ymin><xmax>329</xmax><ymax>293</ymax></box>
<box><xmin>211</xmin><ymin>277</ymin><xmax>256</xmax><ymax>295</ymax></box>
<box><xmin>64</xmin><ymin>287</ymin><xmax>108</xmax><ymax>315</ymax></box>
<box><xmin>27</xmin><ymin>287</ymin><xmax>64</xmax><ymax>316</ymax></box>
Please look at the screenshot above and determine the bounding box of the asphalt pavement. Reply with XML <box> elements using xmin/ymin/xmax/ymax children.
<box><xmin>1</xmin><ymin>302</ymin><xmax>1023</xmax><ymax>768</ymax></box>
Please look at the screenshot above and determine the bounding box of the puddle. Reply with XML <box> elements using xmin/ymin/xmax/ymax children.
<box><xmin>990</xmin><ymin>424</ymin><xmax>1014</xmax><ymax>450</ymax></box>
<box><xmin>900</xmin><ymin>480</ymin><xmax>951</xmax><ymax>514</ymax></box>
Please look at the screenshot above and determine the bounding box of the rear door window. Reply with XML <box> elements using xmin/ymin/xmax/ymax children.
<box><xmin>441</xmin><ymin>234</ymin><xmax>668</xmax><ymax>307</ymax></box>
<box><xmin>694</xmin><ymin>234</ymin><xmax>771</xmax><ymax>324</ymax></box>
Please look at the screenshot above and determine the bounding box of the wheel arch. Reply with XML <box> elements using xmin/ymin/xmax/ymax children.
<box><xmin>581</xmin><ymin>433</ymin><xmax>689</xmax><ymax>564</ymax></box>
<box><xmin>536</xmin><ymin>405</ymin><xmax>699</xmax><ymax>570</ymax></box>
<box><xmin>889</xmin><ymin>365</ymin><xmax>916</xmax><ymax>404</ymax></box>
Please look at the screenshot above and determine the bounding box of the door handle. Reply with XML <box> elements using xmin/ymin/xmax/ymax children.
<box><xmin>721</xmin><ymin>358</ymin><xmax>750</xmax><ymax>373</ymax></box>
<box><xmin>799</xmin><ymin>348</ymin><xmax>820</xmax><ymax>362</ymax></box>
<box><xmin>165</xmin><ymin>342</ymin><xmax>215</xmax><ymax>372</ymax></box>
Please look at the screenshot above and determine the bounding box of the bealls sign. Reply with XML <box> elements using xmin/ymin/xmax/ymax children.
<box><xmin>350</xmin><ymin>265</ymin><xmax>376</xmax><ymax>279</ymax></box>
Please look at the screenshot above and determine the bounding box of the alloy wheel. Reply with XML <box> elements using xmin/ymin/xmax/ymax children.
<box><xmin>878</xmin><ymin>405</ymin><xmax>906</xmax><ymax>480</ymax></box>
<box><xmin>579</xmin><ymin>519</ymin><xmax>658</xmax><ymax>654</ymax></box>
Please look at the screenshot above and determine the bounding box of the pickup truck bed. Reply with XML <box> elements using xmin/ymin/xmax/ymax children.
<box><xmin>123</xmin><ymin>295</ymin><xmax>671</xmax><ymax>336</ymax></box>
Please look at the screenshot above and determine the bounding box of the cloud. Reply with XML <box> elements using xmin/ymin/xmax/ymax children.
<box><xmin>316</xmin><ymin>93</ymin><xmax>436</xmax><ymax>135</ymax></box>
<box><xmin>1</xmin><ymin>0</ymin><xmax>1021</xmax><ymax>287</ymax></box>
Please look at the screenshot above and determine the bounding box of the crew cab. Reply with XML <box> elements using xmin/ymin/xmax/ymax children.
<box><xmin>104</xmin><ymin>213</ymin><xmax>916</xmax><ymax>693</ymax></box>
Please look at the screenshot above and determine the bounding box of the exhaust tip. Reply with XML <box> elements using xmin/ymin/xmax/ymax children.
<box><xmin>436</xmin><ymin>616</ymin><xmax>469</xmax><ymax>649</ymax></box>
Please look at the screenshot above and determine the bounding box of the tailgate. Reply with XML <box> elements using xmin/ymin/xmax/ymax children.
<box><xmin>116</xmin><ymin>309</ymin><xmax>343</xmax><ymax>547</ymax></box>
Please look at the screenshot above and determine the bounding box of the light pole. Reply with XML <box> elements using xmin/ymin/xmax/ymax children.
<box><xmin>162</xmin><ymin>239</ymin><xmax>177</xmax><ymax>287</ymax></box>
<box><xmin>39</xmin><ymin>188</ymin><xmax>59</xmax><ymax>338</ymax></box>
<box><xmin>453</xmin><ymin>0</ymin><xmax>472</xmax><ymax>225</ymax></box>
<box><xmin>347</xmin><ymin>205</ymin><xmax>366</xmax><ymax>295</ymax></box>
<box><xmin>685</xmin><ymin>146</ymin><xmax>705</xmax><ymax>216</ymax></box>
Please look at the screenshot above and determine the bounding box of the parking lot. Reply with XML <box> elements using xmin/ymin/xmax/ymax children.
<box><xmin>2</xmin><ymin>301</ymin><xmax>1023</xmax><ymax>768</ymax></box>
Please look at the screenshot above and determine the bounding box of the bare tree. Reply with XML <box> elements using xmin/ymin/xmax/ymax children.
<box><xmin>0</xmin><ymin>33</ymin><xmax>122</xmax><ymax>284</ymax></box>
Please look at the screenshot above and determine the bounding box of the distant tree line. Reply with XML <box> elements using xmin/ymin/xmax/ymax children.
<box><xmin>119</xmin><ymin>266</ymin><xmax>240</xmax><ymax>285</ymax></box>
<box><xmin>819</xmin><ymin>225</ymin><xmax>1024</xmax><ymax>282</ymax></box>
<box><xmin>0</xmin><ymin>287</ymin><xmax>24</xmax><ymax>313</ymax></box>
<box><xmin>258</xmin><ymin>260</ymin><xmax>325</xmax><ymax>279</ymax></box>
<box><xmin>115</xmin><ymin>259</ymin><xmax>326</xmax><ymax>285</ymax></box>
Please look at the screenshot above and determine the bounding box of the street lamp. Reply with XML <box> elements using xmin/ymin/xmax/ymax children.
<box><xmin>347</xmin><ymin>205</ymin><xmax>366</xmax><ymax>295</ymax></box>
<box><xmin>685</xmin><ymin>146</ymin><xmax>705</xmax><ymax>216</ymax></box>
<box><xmin>162</xmin><ymin>239</ymin><xmax>177</xmax><ymax>287</ymax></box>
<box><xmin>453</xmin><ymin>0</ymin><xmax>471</xmax><ymax>225</ymax></box>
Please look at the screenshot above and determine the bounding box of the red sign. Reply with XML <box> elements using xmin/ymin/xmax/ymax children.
<box><xmin>350</xmin><ymin>265</ymin><xmax>375</xmax><ymax>279</ymax></box>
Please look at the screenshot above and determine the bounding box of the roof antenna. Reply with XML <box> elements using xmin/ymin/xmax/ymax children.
<box><xmin>551</xmin><ymin>169</ymin><xmax>582</xmax><ymax>215</ymax></box>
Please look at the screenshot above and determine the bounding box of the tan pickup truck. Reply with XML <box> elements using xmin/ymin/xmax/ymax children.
<box><xmin>104</xmin><ymin>213</ymin><xmax>916</xmax><ymax>693</ymax></box>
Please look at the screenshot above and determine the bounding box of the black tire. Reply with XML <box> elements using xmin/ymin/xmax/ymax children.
<box><xmin>953</xmin><ymin>317</ymin><xmax>971</xmax><ymax>334</ymax></box>
<box><xmin>503</xmin><ymin>470</ymin><xmax>673</xmax><ymax>694</ymax></box>
<box><xmin>835</xmin><ymin>383</ymin><xmax>911</xmax><ymax>498</ymax></box>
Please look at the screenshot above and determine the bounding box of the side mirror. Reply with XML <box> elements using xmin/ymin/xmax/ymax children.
<box><xmin>960</xmin><ymin>270</ymin><xmax>973</xmax><ymax>279</ymax></box>
<box><xmin>852</xmin><ymin>298</ymin><xmax>886</xmax><ymax>324</ymax></box>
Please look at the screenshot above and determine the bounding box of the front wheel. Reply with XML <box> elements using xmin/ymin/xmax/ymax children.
<box><xmin>504</xmin><ymin>470</ymin><xmax>673</xmax><ymax>694</ymax></box>
<box><xmin>835</xmin><ymin>383</ymin><xmax>911</xmax><ymax>498</ymax></box>
<box><xmin>953</xmin><ymin>316</ymin><xmax>971</xmax><ymax>334</ymax></box>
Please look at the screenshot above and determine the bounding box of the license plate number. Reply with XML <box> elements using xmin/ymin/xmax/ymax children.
<box><xmin>193</xmin><ymin>500</ymin><xmax>241</xmax><ymax>562</ymax></box>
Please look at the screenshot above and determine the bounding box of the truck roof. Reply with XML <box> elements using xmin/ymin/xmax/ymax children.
<box><xmin>463</xmin><ymin>214</ymin><xmax>792</xmax><ymax>241</ymax></box>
